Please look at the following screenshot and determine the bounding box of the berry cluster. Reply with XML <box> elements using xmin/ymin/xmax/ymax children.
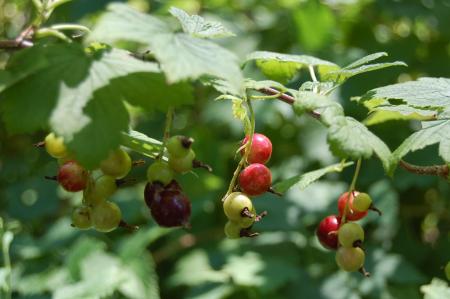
<box><xmin>223</xmin><ymin>133</ymin><xmax>273</xmax><ymax>238</ymax></box>
<box><xmin>144</xmin><ymin>136</ymin><xmax>195</xmax><ymax>227</ymax></box>
<box><xmin>44</xmin><ymin>133</ymin><xmax>132</xmax><ymax>232</ymax></box>
<box><xmin>316</xmin><ymin>191</ymin><xmax>380</xmax><ymax>276</ymax></box>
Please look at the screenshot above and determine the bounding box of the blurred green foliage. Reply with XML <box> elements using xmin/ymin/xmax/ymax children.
<box><xmin>1</xmin><ymin>0</ymin><xmax>449</xmax><ymax>298</ymax></box>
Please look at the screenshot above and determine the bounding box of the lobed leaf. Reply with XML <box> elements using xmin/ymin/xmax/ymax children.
<box><xmin>169</xmin><ymin>7</ymin><xmax>235</xmax><ymax>38</ymax></box>
<box><xmin>421</xmin><ymin>278</ymin><xmax>450</xmax><ymax>299</ymax></box>
<box><xmin>88</xmin><ymin>3</ymin><xmax>243</xmax><ymax>95</ymax></box>
<box><xmin>0</xmin><ymin>43</ymin><xmax>191</xmax><ymax>168</ymax></box>
<box><xmin>245</xmin><ymin>51</ymin><xmax>339</xmax><ymax>84</ymax></box>
<box><xmin>357</xmin><ymin>77</ymin><xmax>450</xmax><ymax>124</ymax></box>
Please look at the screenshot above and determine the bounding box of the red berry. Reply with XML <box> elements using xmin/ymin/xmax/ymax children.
<box><xmin>57</xmin><ymin>161</ymin><xmax>88</xmax><ymax>192</ymax></box>
<box><xmin>338</xmin><ymin>191</ymin><xmax>368</xmax><ymax>221</ymax></box>
<box><xmin>150</xmin><ymin>189</ymin><xmax>191</xmax><ymax>227</ymax></box>
<box><xmin>316</xmin><ymin>215</ymin><xmax>341</xmax><ymax>250</ymax></box>
<box><xmin>241</xmin><ymin>133</ymin><xmax>272</xmax><ymax>164</ymax></box>
<box><xmin>239</xmin><ymin>163</ymin><xmax>272</xmax><ymax>196</ymax></box>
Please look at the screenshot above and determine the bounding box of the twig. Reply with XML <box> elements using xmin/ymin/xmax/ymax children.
<box><xmin>0</xmin><ymin>26</ymin><xmax>34</xmax><ymax>49</ymax></box>
<box><xmin>399</xmin><ymin>160</ymin><xmax>449</xmax><ymax>178</ymax></box>
<box><xmin>257</xmin><ymin>87</ymin><xmax>321</xmax><ymax>119</ymax></box>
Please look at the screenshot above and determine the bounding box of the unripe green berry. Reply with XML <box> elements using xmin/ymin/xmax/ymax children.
<box><xmin>45</xmin><ymin>132</ymin><xmax>68</xmax><ymax>158</ymax></box>
<box><xmin>92</xmin><ymin>201</ymin><xmax>122</xmax><ymax>232</ymax></box>
<box><xmin>335</xmin><ymin>247</ymin><xmax>365</xmax><ymax>272</ymax></box>
<box><xmin>72</xmin><ymin>206</ymin><xmax>92</xmax><ymax>229</ymax></box>
<box><xmin>100</xmin><ymin>148</ymin><xmax>131</xmax><ymax>179</ymax></box>
<box><xmin>338</xmin><ymin>222</ymin><xmax>364</xmax><ymax>248</ymax></box>
<box><xmin>166</xmin><ymin>135</ymin><xmax>194</xmax><ymax>158</ymax></box>
<box><xmin>353</xmin><ymin>193</ymin><xmax>372</xmax><ymax>212</ymax></box>
<box><xmin>224</xmin><ymin>221</ymin><xmax>241</xmax><ymax>239</ymax></box>
<box><xmin>147</xmin><ymin>161</ymin><xmax>174</xmax><ymax>186</ymax></box>
<box><xmin>168</xmin><ymin>149</ymin><xmax>195</xmax><ymax>173</ymax></box>
<box><xmin>223</xmin><ymin>192</ymin><xmax>253</xmax><ymax>222</ymax></box>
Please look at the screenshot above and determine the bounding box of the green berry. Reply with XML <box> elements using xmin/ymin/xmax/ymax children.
<box><xmin>237</xmin><ymin>206</ymin><xmax>256</xmax><ymax>228</ymax></box>
<box><xmin>86</xmin><ymin>175</ymin><xmax>117</xmax><ymax>205</ymax></box>
<box><xmin>335</xmin><ymin>247</ymin><xmax>365</xmax><ymax>272</ymax></box>
<box><xmin>338</xmin><ymin>222</ymin><xmax>364</xmax><ymax>248</ymax></box>
<box><xmin>45</xmin><ymin>132</ymin><xmax>68</xmax><ymax>158</ymax></box>
<box><xmin>72</xmin><ymin>206</ymin><xmax>92</xmax><ymax>229</ymax></box>
<box><xmin>223</xmin><ymin>192</ymin><xmax>253</xmax><ymax>222</ymax></box>
<box><xmin>353</xmin><ymin>193</ymin><xmax>372</xmax><ymax>212</ymax></box>
<box><xmin>168</xmin><ymin>149</ymin><xmax>195</xmax><ymax>173</ymax></box>
<box><xmin>147</xmin><ymin>161</ymin><xmax>174</xmax><ymax>186</ymax></box>
<box><xmin>100</xmin><ymin>148</ymin><xmax>131</xmax><ymax>179</ymax></box>
<box><xmin>224</xmin><ymin>221</ymin><xmax>241</xmax><ymax>239</ymax></box>
<box><xmin>92</xmin><ymin>201</ymin><xmax>122</xmax><ymax>232</ymax></box>
<box><xmin>166</xmin><ymin>135</ymin><xmax>193</xmax><ymax>158</ymax></box>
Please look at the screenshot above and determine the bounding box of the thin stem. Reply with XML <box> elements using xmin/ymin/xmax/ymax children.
<box><xmin>256</xmin><ymin>87</ymin><xmax>321</xmax><ymax>119</ymax></box>
<box><xmin>308</xmin><ymin>65</ymin><xmax>318</xmax><ymax>82</ymax></box>
<box><xmin>399</xmin><ymin>160</ymin><xmax>449</xmax><ymax>178</ymax></box>
<box><xmin>35</xmin><ymin>28</ymin><xmax>71</xmax><ymax>42</ymax></box>
<box><xmin>159</xmin><ymin>107</ymin><xmax>174</xmax><ymax>159</ymax></box>
<box><xmin>222</xmin><ymin>95</ymin><xmax>255</xmax><ymax>201</ymax></box>
<box><xmin>50</xmin><ymin>24</ymin><xmax>90</xmax><ymax>32</ymax></box>
<box><xmin>342</xmin><ymin>158</ymin><xmax>362</xmax><ymax>224</ymax></box>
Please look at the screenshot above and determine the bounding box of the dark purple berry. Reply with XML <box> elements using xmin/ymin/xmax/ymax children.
<box><xmin>150</xmin><ymin>189</ymin><xmax>191</xmax><ymax>227</ymax></box>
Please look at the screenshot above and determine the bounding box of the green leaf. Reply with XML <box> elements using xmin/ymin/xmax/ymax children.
<box><xmin>363</xmin><ymin>105</ymin><xmax>438</xmax><ymax>126</ymax></box>
<box><xmin>324</xmin><ymin>61</ymin><xmax>406</xmax><ymax>83</ymax></box>
<box><xmin>88</xmin><ymin>3</ymin><xmax>243</xmax><ymax>95</ymax></box>
<box><xmin>65</xmin><ymin>237</ymin><xmax>106</xmax><ymax>280</ymax></box>
<box><xmin>327</xmin><ymin>117</ymin><xmax>392</xmax><ymax>172</ymax></box>
<box><xmin>421</xmin><ymin>278</ymin><xmax>450</xmax><ymax>299</ymax></box>
<box><xmin>272</xmin><ymin>162</ymin><xmax>353</xmax><ymax>193</ymax></box>
<box><xmin>357</xmin><ymin>77</ymin><xmax>450</xmax><ymax>124</ymax></box>
<box><xmin>169</xmin><ymin>7</ymin><xmax>235</xmax><ymax>38</ymax></box>
<box><xmin>16</xmin><ymin>268</ymin><xmax>70</xmax><ymax>295</ymax></box>
<box><xmin>244</xmin><ymin>79</ymin><xmax>287</xmax><ymax>92</ymax></box>
<box><xmin>245</xmin><ymin>51</ymin><xmax>339</xmax><ymax>84</ymax></box>
<box><xmin>169</xmin><ymin>250</ymin><xmax>228</xmax><ymax>287</ymax></box>
<box><xmin>53</xmin><ymin>252</ymin><xmax>125</xmax><ymax>299</ymax></box>
<box><xmin>292</xmin><ymin>91</ymin><xmax>344</xmax><ymax>126</ymax></box>
<box><xmin>0</xmin><ymin>43</ymin><xmax>189</xmax><ymax>168</ymax></box>
<box><xmin>389</xmin><ymin>120</ymin><xmax>450</xmax><ymax>174</ymax></box>
<box><xmin>120</xmin><ymin>130</ymin><xmax>162</xmax><ymax>159</ymax></box>
<box><xmin>344</xmin><ymin>52</ymin><xmax>389</xmax><ymax>69</ymax></box>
